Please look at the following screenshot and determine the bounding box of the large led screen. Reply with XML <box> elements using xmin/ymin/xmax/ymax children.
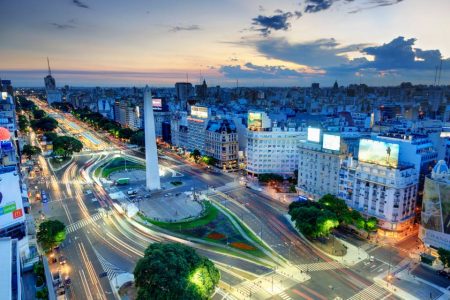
<box><xmin>248</xmin><ymin>112</ymin><xmax>262</xmax><ymax>130</ymax></box>
<box><xmin>323</xmin><ymin>134</ymin><xmax>340</xmax><ymax>151</ymax></box>
<box><xmin>307</xmin><ymin>127</ymin><xmax>321</xmax><ymax>143</ymax></box>
<box><xmin>358</xmin><ymin>139</ymin><xmax>399</xmax><ymax>168</ymax></box>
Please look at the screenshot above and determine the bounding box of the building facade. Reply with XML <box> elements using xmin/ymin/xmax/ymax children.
<box><xmin>205</xmin><ymin>119</ymin><xmax>238</xmax><ymax>170</ymax></box>
<box><xmin>419</xmin><ymin>160</ymin><xmax>450</xmax><ymax>251</ymax></box>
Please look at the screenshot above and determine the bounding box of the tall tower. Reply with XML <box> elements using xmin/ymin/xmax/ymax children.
<box><xmin>143</xmin><ymin>85</ymin><xmax>161</xmax><ymax>190</ymax></box>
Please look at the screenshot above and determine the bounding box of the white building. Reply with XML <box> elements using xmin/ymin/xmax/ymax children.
<box><xmin>339</xmin><ymin>139</ymin><xmax>418</xmax><ymax>236</ymax></box>
<box><xmin>246</xmin><ymin>113</ymin><xmax>302</xmax><ymax>176</ymax></box>
<box><xmin>419</xmin><ymin>160</ymin><xmax>450</xmax><ymax>251</ymax></box>
<box><xmin>297</xmin><ymin>130</ymin><xmax>345</xmax><ymax>200</ymax></box>
<box><xmin>186</xmin><ymin>106</ymin><xmax>210</xmax><ymax>153</ymax></box>
<box><xmin>0</xmin><ymin>237</ymin><xmax>22</xmax><ymax>300</ymax></box>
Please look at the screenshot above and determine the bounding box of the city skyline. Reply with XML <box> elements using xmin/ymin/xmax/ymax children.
<box><xmin>1</xmin><ymin>0</ymin><xmax>450</xmax><ymax>87</ymax></box>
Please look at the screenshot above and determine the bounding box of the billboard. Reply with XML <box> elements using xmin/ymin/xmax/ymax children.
<box><xmin>323</xmin><ymin>134</ymin><xmax>340</xmax><ymax>151</ymax></box>
<box><xmin>358</xmin><ymin>139</ymin><xmax>399</xmax><ymax>168</ymax></box>
<box><xmin>0</xmin><ymin>172</ymin><xmax>25</xmax><ymax>228</ymax></box>
<box><xmin>152</xmin><ymin>98</ymin><xmax>162</xmax><ymax>111</ymax></box>
<box><xmin>248</xmin><ymin>112</ymin><xmax>262</xmax><ymax>130</ymax></box>
<box><xmin>191</xmin><ymin>106</ymin><xmax>209</xmax><ymax>119</ymax></box>
<box><xmin>307</xmin><ymin>127</ymin><xmax>321</xmax><ymax>143</ymax></box>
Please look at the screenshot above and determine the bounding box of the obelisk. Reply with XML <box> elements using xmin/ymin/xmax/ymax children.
<box><xmin>143</xmin><ymin>85</ymin><xmax>161</xmax><ymax>190</ymax></box>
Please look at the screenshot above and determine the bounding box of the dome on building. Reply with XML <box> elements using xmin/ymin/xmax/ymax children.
<box><xmin>433</xmin><ymin>160</ymin><xmax>449</xmax><ymax>175</ymax></box>
<box><xmin>0</xmin><ymin>127</ymin><xmax>11</xmax><ymax>141</ymax></box>
<box><xmin>432</xmin><ymin>160</ymin><xmax>449</xmax><ymax>182</ymax></box>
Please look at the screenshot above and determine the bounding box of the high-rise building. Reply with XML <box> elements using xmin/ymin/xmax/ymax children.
<box><xmin>186</xmin><ymin>105</ymin><xmax>210</xmax><ymax>153</ymax></box>
<box><xmin>175</xmin><ymin>82</ymin><xmax>194</xmax><ymax>111</ymax></box>
<box><xmin>339</xmin><ymin>139</ymin><xmax>418</xmax><ymax>237</ymax></box>
<box><xmin>297</xmin><ymin>129</ymin><xmax>346</xmax><ymax>200</ymax></box>
<box><xmin>246</xmin><ymin>112</ymin><xmax>301</xmax><ymax>176</ymax></box>
<box><xmin>44</xmin><ymin>58</ymin><xmax>61</xmax><ymax>104</ymax></box>
<box><xmin>419</xmin><ymin>160</ymin><xmax>450</xmax><ymax>251</ymax></box>
<box><xmin>205</xmin><ymin>118</ymin><xmax>238</xmax><ymax>170</ymax></box>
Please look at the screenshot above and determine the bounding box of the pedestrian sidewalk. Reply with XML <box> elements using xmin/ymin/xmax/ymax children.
<box><xmin>285</xmin><ymin>215</ymin><xmax>369</xmax><ymax>267</ymax></box>
<box><xmin>373</xmin><ymin>261</ymin><xmax>449</xmax><ymax>300</ymax></box>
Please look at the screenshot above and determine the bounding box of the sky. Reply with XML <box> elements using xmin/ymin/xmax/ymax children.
<box><xmin>1</xmin><ymin>0</ymin><xmax>449</xmax><ymax>87</ymax></box>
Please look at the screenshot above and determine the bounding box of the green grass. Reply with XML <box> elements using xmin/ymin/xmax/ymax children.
<box><xmin>100</xmin><ymin>157</ymin><xmax>145</xmax><ymax>178</ymax></box>
<box><xmin>139</xmin><ymin>202</ymin><xmax>219</xmax><ymax>230</ymax></box>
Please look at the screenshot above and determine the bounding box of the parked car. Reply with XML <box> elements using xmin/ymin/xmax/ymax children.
<box><xmin>59</xmin><ymin>255</ymin><xmax>67</xmax><ymax>265</ymax></box>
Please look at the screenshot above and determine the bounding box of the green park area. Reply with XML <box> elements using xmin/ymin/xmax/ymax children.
<box><xmin>138</xmin><ymin>201</ymin><xmax>270</xmax><ymax>260</ymax></box>
<box><xmin>95</xmin><ymin>157</ymin><xmax>145</xmax><ymax>178</ymax></box>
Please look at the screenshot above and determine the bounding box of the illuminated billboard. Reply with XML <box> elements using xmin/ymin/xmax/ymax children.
<box><xmin>248</xmin><ymin>112</ymin><xmax>262</xmax><ymax>130</ymax></box>
<box><xmin>1</xmin><ymin>92</ymin><xmax>7</xmax><ymax>100</ymax></box>
<box><xmin>307</xmin><ymin>127</ymin><xmax>321</xmax><ymax>143</ymax></box>
<box><xmin>152</xmin><ymin>98</ymin><xmax>162</xmax><ymax>111</ymax></box>
<box><xmin>191</xmin><ymin>106</ymin><xmax>209</xmax><ymax>119</ymax></box>
<box><xmin>0</xmin><ymin>172</ymin><xmax>25</xmax><ymax>228</ymax></box>
<box><xmin>358</xmin><ymin>139</ymin><xmax>399</xmax><ymax>168</ymax></box>
<box><xmin>323</xmin><ymin>134</ymin><xmax>340</xmax><ymax>151</ymax></box>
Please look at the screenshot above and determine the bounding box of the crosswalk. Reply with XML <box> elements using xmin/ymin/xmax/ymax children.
<box><xmin>95</xmin><ymin>249</ymin><xmax>126</xmax><ymax>281</ymax></box>
<box><xmin>295</xmin><ymin>261</ymin><xmax>344</xmax><ymax>272</ymax></box>
<box><xmin>347</xmin><ymin>283</ymin><xmax>390</xmax><ymax>300</ymax></box>
<box><xmin>279</xmin><ymin>291</ymin><xmax>293</xmax><ymax>300</ymax></box>
<box><xmin>66</xmin><ymin>213</ymin><xmax>103</xmax><ymax>234</ymax></box>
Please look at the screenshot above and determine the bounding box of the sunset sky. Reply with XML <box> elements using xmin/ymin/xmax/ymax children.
<box><xmin>1</xmin><ymin>0</ymin><xmax>449</xmax><ymax>87</ymax></box>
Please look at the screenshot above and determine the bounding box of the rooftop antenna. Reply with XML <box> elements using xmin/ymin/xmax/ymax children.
<box><xmin>47</xmin><ymin>57</ymin><xmax>52</xmax><ymax>76</ymax></box>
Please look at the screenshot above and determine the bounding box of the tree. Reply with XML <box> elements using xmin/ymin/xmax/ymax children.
<box><xmin>365</xmin><ymin>217</ymin><xmax>378</xmax><ymax>232</ymax></box>
<box><xmin>32</xmin><ymin>109</ymin><xmax>46</xmax><ymax>120</ymax></box>
<box><xmin>190</xmin><ymin>149</ymin><xmax>202</xmax><ymax>163</ymax></box>
<box><xmin>118</xmin><ymin>128</ymin><xmax>134</xmax><ymax>140</ymax></box>
<box><xmin>37</xmin><ymin>220</ymin><xmax>66</xmax><ymax>251</ymax></box>
<box><xmin>318</xmin><ymin>194</ymin><xmax>351</xmax><ymax>224</ymax></box>
<box><xmin>438</xmin><ymin>248</ymin><xmax>450</xmax><ymax>269</ymax></box>
<box><xmin>18</xmin><ymin>115</ymin><xmax>29</xmax><ymax>132</ymax></box>
<box><xmin>30</xmin><ymin>117</ymin><xmax>58</xmax><ymax>132</ymax></box>
<box><xmin>130</xmin><ymin>130</ymin><xmax>145</xmax><ymax>146</ymax></box>
<box><xmin>52</xmin><ymin>136</ymin><xmax>83</xmax><ymax>158</ymax></box>
<box><xmin>22</xmin><ymin>144</ymin><xmax>42</xmax><ymax>159</ymax></box>
<box><xmin>134</xmin><ymin>243</ymin><xmax>220</xmax><ymax>300</ymax></box>
<box><xmin>43</xmin><ymin>131</ymin><xmax>58</xmax><ymax>142</ymax></box>
<box><xmin>202</xmin><ymin>155</ymin><xmax>218</xmax><ymax>166</ymax></box>
<box><xmin>258</xmin><ymin>173</ymin><xmax>284</xmax><ymax>184</ymax></box>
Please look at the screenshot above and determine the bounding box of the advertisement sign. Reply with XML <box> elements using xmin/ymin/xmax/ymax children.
<box><xmin>0</xmin><ymin>172</ymin><xmax>25</xmax><ymax>227</ymax></box>
<box><xmin>191</xmin><ymin>106</ymin><xmax>209</xmax><ymax>119</ymax></box>
<box><xmin>152</xmin><ymin>98</ymin><xmax>162</xmax><ymax>111</ymax></box>
<box><xmin>307</xmin><ymin>127</ymin><xmax>321</xmax><ymax>143</ymax></box>
<box><xmin>323</xmin><ymin>134</ymin><xmax>340</xmax><ymax>151</ymax></box>
<box><xmin>358</xmin><ymin>139</ymin><xmax>399</xmax><ymax>168</ymax></box>
<box><xmin>248</xmin><ymin>112</ymin><xmax>262</xmax><ymax>130</ymax></box>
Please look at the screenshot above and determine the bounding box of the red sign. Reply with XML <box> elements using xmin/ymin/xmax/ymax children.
<box><xmin>12</xmin><ymin>209</ymin><xmax>23</xmax><ymax>219</ymax></box>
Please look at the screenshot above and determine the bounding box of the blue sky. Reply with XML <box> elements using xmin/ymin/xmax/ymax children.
<box><xmin>0</xmin><ymin>0</ymin><xmax>449</xmax><ymax>87</ymax></box>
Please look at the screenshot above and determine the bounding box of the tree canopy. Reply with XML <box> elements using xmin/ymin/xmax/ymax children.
<box><xmin>288</xmin><ymin>194</ymin><xmax>377</xmax><ymax>238</ymax></box>
<box><xmin>258</xmin><ymin>173</ymin><xmax>284</xmax><ymax>184</ymax></box>
<box><xmin>18</xmin><ymin>115</ymin><xmax>29</xmax><ymax>132</ymax></box>
<box><xmin>52</xmin><ymin>136</ymin><xmax>83</xmax><ymax>158</ymax></box>
<box><xmin>438</xmin><ymin>248</ymin><xmax>450</xmax><ymax>269</ymax></box>
<box><xmin>202</xmin><ymin>155</ymin><xmax>218</xmax><ymax>166</ymax></box>
<box><xmin>118</xmin><ymin>128</ymin><xmax>134</xmax><ymax>140</ymax></box>
<box><xmin>130</xmin><ymin>130</ymin><xmax>145</xmax><ymax>146</ymax></box>
<box><xmin>190</xmin><ymin>149</ymin><xmax>202</xmax><ymax>163</ymax></box>
<box><xmin>22</xmin><ymin>144</ymin><xmax>42</xmax><ymax>159</ymax></box>
<box><xmin>30</xmin><ymin>117</ymin><xmax>58</xmax><ymax>132</ymax></box>
<box><xmin>134</xmin><ymin>243</ymin><xmax>220</xmax><ymax>300</ymax></box>
<box><xmin>32</xmin><ymin>109</ymin><xmax>46</xmax><ymax>120</ymax></box>
<box><xmin>37</xmin><ymin>220</ymin><xmax>66</xmax><ymax>251</ymax></box>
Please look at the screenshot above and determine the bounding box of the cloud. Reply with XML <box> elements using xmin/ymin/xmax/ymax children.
<box><xmin>301</xmin><ymin>0</ymin><xmax>403</xmax><ymax>14</ymax></box>
<box><xmin>252</xmin><ymin>37</ymin><xmax>366</xmax><ymax>67</ymax></box>
<box><xmin>219</xmin><ymin>62</ymin><xmax>315</xmax><ymax>79</ymax></box>
<box><xmin>251</xmin><ymin>10</ymin><xmax>302</xmax><ymax>36</ymax></box>
<box><xmin>72</xmin><ymin>0</ymin><xmax>89</xmax><ymax>9</ymax></box>
<box><xmin>169</xmin><ymin>25</ymin><xmax>201</xmax><ymax>33</ymax></box>
<box><xmin>50</xmin><ymin>22</ymin><xmax>76</xmax><ymax>30</ymax></box>
<box><xmin>304</xmin><ymin>0</ymin><xmax>336</xmax><ymax>13</ymax></box>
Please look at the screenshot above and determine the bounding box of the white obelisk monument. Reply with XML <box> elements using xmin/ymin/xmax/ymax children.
<box><xmin>143</xmin><ymin>85</ymin><xmax>161</xmax><ymax>190</ymax></box>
